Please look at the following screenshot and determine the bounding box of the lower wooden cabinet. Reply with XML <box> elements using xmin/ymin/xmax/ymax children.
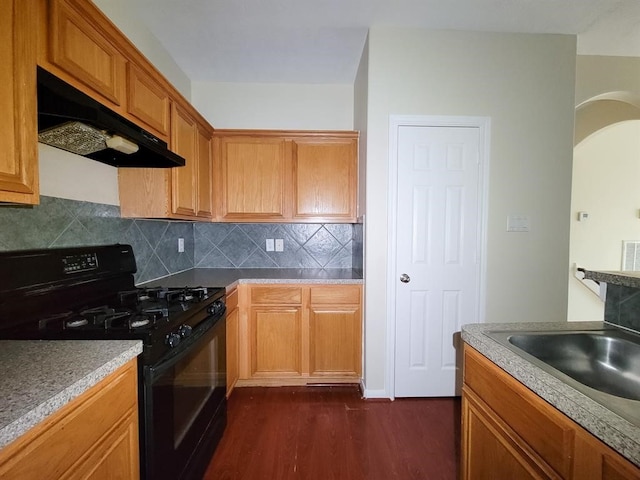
<box><xmin>0</xmin><ymin>359</ymin><xmax>139</xmax><ymax>480</ymax></box>
<box><xmin>309</xmin><ymin>285</ymin><xmax>362</xmax><ymax>377</ymax></box>
<box><xmin>461</xmin><ymin>344</ymin><xmax>640</xmax><ymax>480</ymax></box>
<box><xmin>226</xmin><ymin>287</ymin><xmax>239</xmax><ymax>397</ymax></box>
<box><xmin>236</xmin><ymin>283</ymin><xmax>362</xmax><ymax>386</ymax></box>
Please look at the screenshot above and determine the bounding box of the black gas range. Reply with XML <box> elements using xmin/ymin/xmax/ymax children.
<box><xmin>0</xmin><ymin>244</ymin><xmax>227</xmax><ymax>480</ymax></box>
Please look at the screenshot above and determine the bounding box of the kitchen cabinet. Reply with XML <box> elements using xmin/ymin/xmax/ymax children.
<box><xmin>41</xmin><ymin>0</ymin><xmax>172</xmax><ymax>142</ymax></box>
<box><xmin>215</xmin><ymin>134</ymin><xmax>290</xmax><ymax>221</ymax></box>
<box><xmin>0</xmin><ymin>0</ymin><xmax>39</xmax><ymax>205</ymax></box>
<box><xmin>249</xmin><ymin>286</ymin><xmax>303</xmax><ymax>378</ymax></box>
<box><xmin>213</xmin><ymin>130</ymin><xmax>359</xmax><ymax>223</ymax></box>
<box><xmin>0</xmin><ymin>359</ymin><xmax>139</xmax><ymax>479</ymax></box>
<box><xmin>46</xmin><ymin>0</ymin><xmax>127</xmax><ymax>107</ymax></box>
<box><xmin>237</xmin><ymin>283</ymin><xmax>362</xmax><ymax>386</ymax></box>
<box><xmin>461</xmin><ymin>344</ymin><xmax>640</xmax><ymax>480</ymax></box>
<box><xmin>309</xmin><ymin>285</ymin><xmax>362</xmax><ymax>377</ymax></box>
<box><xmin>118</xmin><ymin>101</ymin><xmax>214</xmax><ymax>220</ymax></box>
<box><xmin>126</xmin><ymin>63</ymin><xmax>170</xmax><ymax>141</ymax></box>
<box><xmin>226</xmin><ymin>287</ymin><xmax>239</xmax><ymax>397</ymax></box>
<box><xmin>292</xmin><ymin>138</ymin><xmax>357</xmax><ymax>222</ymax></box>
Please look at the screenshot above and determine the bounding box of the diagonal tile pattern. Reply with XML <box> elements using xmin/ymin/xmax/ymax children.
<box><xmin>0</xmin><ymin>196</ymin><xmax>363</xmax><ymax>283</ymax></box>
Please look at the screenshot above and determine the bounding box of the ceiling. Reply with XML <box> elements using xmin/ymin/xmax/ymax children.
<box><xmin>129</xmin><ymin>0</ymin><xmax>640</xmax><ymax>84</ymax></box>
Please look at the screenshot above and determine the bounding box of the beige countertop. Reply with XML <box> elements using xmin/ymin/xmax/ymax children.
<box><xmin>0</xmin><ymin>340</ymin><xmax>142</xmax><ymax>450</ymax></box>
<box><xmin>461</xmin><ymin>321</ymin><xmax>640</xmax><ymax>467</ymax></box>
<box><xmin>140</xmin><ymin>267</ymin><xmax>363</xmax><ymax>290</ymax></box>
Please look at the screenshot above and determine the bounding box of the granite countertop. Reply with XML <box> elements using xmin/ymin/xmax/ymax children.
<box><xmin>461</xmin><ymin>321</ymin><xmax>640</xmax><ymax>467</ymax></box>
<box><xmin>140</xmin><ymin>268</ymin><xmax>363</xmax><ymax>290</ymax></box>
<box><xmin>581</xmin><ymin>269</ymin><xmax>640</xmax><ymax>289</ymax></box>
<box><xmin>0</xmin><ymin>340</ymin><xmax>142</xmax><ymax>450</ymax></box>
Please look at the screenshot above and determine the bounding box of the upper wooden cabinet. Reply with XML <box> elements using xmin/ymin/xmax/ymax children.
<box><xmin>0</xmin><ymin>0</ymin><xmax>39</xmax><ymax>205</ymax></box>
<box><xmin>292</xmin><ymin>138</ymin><xmax>357</xmax><ymax>221</ymax></box>
<box><xmin>215</xmin><ymin>134</ymin><xmax>290</xmax><ymax>221</ymax></box>
<box><xmin>127</xmin><ymin>63</ymin><xmax>170</xmax><ymax>140</ymax></box>
<box><xmin>214</xmin><ymin>130</ymin><xmax>359</xmax><ymax>223</ymax></box>
<box><xmin>119</xmin><ymin>101</ymin><xmax>214</xmax><ymax>221</ymax></box>
<box><xmin>171</xmin><ymin>103</ymin><xmax>198</xmax><ymax>217</ymax></box>
<box><xmin>47</xmin><ymin>0</ymin><xmax>127</xmax><ymax>106</ymax></box>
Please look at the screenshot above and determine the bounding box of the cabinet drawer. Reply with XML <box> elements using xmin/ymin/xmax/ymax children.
<box><xmin>251</xmin><ymin>286</ymin><xmax>302</xmax><ymax>305</ymax></box>
<box><xmin>310</xmin><ymin>285</ymin><xmax>361</xmax><ymax>305</ymax></box>
<box><xmin>463</xmin><ymin>346</ymin><xmax>574</xmax><ymax>479</ymax></box>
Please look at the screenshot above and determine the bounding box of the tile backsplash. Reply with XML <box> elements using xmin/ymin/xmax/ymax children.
<box><xmin>604</xmin><ymin>284</ymin><xmax>640</xmax><ymax>335</ymax></box>
<box><xmin>0</xmin><ymin>196</ymin><xmax>362</xmax><ymax>284</ymax></box>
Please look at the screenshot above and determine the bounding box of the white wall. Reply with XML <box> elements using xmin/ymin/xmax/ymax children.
<box><xmin>575</xmin><ymin>56</ymin><xmax>640</xmax><ymax>107</ymax></box>
<box><xmin>567</xmin><ymin>55</ymin><xmax>640</xmax><ymax>321</ymax></box>
<box><xmin>39</xmin><ymin>144</ymin><xmax>119</xmax><ymax>205</ymax></box>
<box><xmin>354</xmin><ymin>36</ymin><xmax>369</xmax><ymax>218</ymax></box>
<box><xmin>362</xmin><ymin>28</ymin><xmax>577</xmax><ymax>394</ymax></box>
<box><xmin>568</xmin><ymin>120</ymin><xmax>640</xmax><ymax>321</ymax></box>
<box><xmin>191</xmin><ymin>82</ymin><xmax>353</xmax><ymax>130</ymax></box>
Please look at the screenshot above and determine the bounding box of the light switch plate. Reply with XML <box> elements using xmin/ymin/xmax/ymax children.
<box><xmin>266</xmin><ymin>239</ymin><xmax>275</xmax><ymax>252</ymax></box>
<box><xmin>178</xmin><ymin>237</ymin><xmax>185</xmax><ymax>253</ymax></box>
<box><xmin>507</xmin><ymin>215</ymin><xmax>530</xmax><ymax>232</ymax></box>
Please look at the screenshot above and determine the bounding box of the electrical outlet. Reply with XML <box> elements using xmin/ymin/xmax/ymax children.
<box><xmin>265</xmin><ymin>239</ymin><xmax>275</xmax><ymax>252</ymax></box>
<box><xmin>275</xmin><ymin>239</ymin><xmax>284</xmax><ymax>252</ymax></box>
<box><xmin>178</xmin><ymin>237</ymin><xmax>185</xmax><ymax>253</ymax></box>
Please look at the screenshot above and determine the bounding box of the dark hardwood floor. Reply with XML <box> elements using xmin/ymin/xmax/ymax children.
<box><xmin>204</xmin><ymin>386</ymin><xmax>461</xmax><ymax>480</ymax></box>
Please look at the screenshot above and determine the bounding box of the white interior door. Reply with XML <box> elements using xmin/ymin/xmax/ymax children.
<box><xmin>393</xmin><ymin>124</ymin><xmax>484</xmax><ymax>397</ymax></box>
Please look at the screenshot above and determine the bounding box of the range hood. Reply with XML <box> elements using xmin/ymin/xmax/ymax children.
<box><xmin>37</xmin><ymin>67</ymin><xmax>185</xmax><ymax>168</ymax></box>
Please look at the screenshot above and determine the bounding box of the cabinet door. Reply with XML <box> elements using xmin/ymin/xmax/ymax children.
<box><xmin>226</xmin><ymin>308</ymin><xmax>239</xmax><ymax>396</ymax></box>
<box><xmin>226</xmin><ymin>288</ymin><xmax>239</xmax><ymax>396</ymax></box>
<box><xmin>0</xmin><ymin>0</ymin><xmax>38</xmax><ymax>205</ymax></box>
<box><xmin>171</xmin><ymin>102</ymin><xmax>197</xmax><ymax>217</ymax></box>
<box><xmin>309</xmin><ymin>305</ymin><xmax>361</xmax><ymax>377</ymax></box>
<box><xmin>251</xmin><ymin>306</ymin><xmax>302</xmax><ymax>377</ymax></box>
<box><xmin>292</xmin><ymin>137</ymin><xmax>357</xmax><ymax>222</ymax></box>
<box><xmin>573</xmin><ymin>429</ymin><xmax>640</xmax><ymax>480</ymax></box>
<box><xmin>0</xmin><ymin>361</ymin><xmax>139</xmax><ymax>479</ymax></box>
<box><xmin>127</xmin><ymin>63</ymin><xmax>170</xmax><ymax>140</ymax></box>
<box><xmin>461</xmin><ymin>391</ymin><xmax>547</xmax><ymax>480</ymax></box>
<box><xmin>49</xmin><ymin>0</ymin><xmax>126</xmax><ymax>106</ymax></box>
<box><xmin>196</xmin><ymin>124</ymin><xmax>214</xmax><ymax>218</ymax></box>
<box><xmin>218</xmin><ymin>136</ymin><xmax>289</xmax><ymax>220</ymax></box>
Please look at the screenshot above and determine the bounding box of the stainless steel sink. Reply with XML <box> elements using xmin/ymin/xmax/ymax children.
<box><xmin>484</xmin><ymin>328</ymin><xmax>640</xmax><ymax>425</ymax></box>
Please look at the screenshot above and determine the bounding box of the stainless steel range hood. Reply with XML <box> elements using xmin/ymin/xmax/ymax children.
<box><xmin>37</xmin><ymin>67</ymin><xmax>185</xmax><ymax>168</ymax></box>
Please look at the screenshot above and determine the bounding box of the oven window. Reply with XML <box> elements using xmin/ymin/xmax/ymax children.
<box><xmin>173</xmin><ymin>332</ymin><xmax>221</xmax><ymax>446</ymax></box>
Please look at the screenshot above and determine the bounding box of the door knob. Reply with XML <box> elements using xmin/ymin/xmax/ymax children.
<box><xmin>400</xmin><ymin>273</ymin><xmax>410</xmax><ymax>283</ymax></box>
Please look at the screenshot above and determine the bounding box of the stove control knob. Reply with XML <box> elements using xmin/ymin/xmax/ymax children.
<box><xmin>178</xmin><ymin>324</ymin><xmax>192</xmax><ymax>338</ymax></box>
<box><xmin>165</xmin><ymin>332</ymin><xmax>181</xmax><ymax>348</ymax></box>
<box><xmin>208</xmin><ymin>301</ymin><xmax>225</xmax><ymax>316</ymax></box>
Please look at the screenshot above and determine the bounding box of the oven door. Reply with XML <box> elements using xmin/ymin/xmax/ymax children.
<box><xmin>142</xmin><ymin>314</ymin><xmax>227</xmax><ymax>480</ymax></box>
